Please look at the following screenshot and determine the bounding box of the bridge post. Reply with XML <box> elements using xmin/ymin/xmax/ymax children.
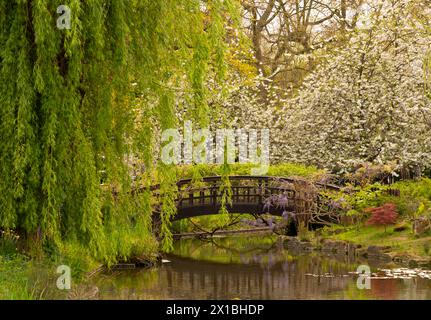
<box><xmin>258</xmin><ymin>178</ymin><xmax>262</xmax><ymax>205</ymax></box>
<box><xmin>211</xmin><ymin>186</ymin><xmax>217</xmax><ymax>205</ymax></box>
<box><xmin>200</xmin><ymin>190</ymin><xmax>205</xmax><ymax>205</ymax></box>
<box><xmin>189</xmin><ymin>190</ymin><xmax>193</xmax><ymax>206</ymax></box>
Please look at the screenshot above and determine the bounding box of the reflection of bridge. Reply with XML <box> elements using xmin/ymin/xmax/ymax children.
<box><xmin>158</xmin><ymin>254</ymin><xmax>351</xmax><ymax>300</ymax></box>
<box><xmin>151</xmin><ymin>176</ymin><xmax>339</xmax><ymax>221</ymax></box>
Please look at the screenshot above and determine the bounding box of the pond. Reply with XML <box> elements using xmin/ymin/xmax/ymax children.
<box><xmin>84</xmin><ymin>234</ymin><xmax>431</xmax><ymax>300</ymax></box>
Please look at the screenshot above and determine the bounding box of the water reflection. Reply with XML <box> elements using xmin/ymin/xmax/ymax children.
<box><xmin>90</xmin><ymin>235</ymin><xmax>431</xmax><ymax>300</ymax></box>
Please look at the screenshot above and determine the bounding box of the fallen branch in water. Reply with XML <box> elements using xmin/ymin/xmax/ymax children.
<box><xmin>173</xmin><ymin>227</ymin><xmax>272</xmax><ymax>239</ymax></box>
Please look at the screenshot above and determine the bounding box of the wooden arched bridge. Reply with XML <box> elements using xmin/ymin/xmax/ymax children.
<box><xmin>150</xmin><ymin>176</ymin><xmax>340</xmax><ymax>221</ymax></box>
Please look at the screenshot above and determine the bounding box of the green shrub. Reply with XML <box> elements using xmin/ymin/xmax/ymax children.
<box><xmin>389</xmin><ymin>178</ymin><xmax>431</xmax><ymax>218</ymax></box>
<box><xmin>176</xmin><ymin>163</ymin><xmax>326</xmax><ymax>180</ymax></box>
<box><xmin>329</xmin><ymin>179</ymin><xmax>431</xmax><ymax>219</ymax></box>
<box><xmin>0</xmin><ymin>255</ymin><xmax>34</xmax><ymax>300</ymax></box>
<box><xmin>393</xmin><ymin>178</ymin><xmax>431</xmax><ymax>200</ymax></box>
<box><xmin>0</xmin><ymin>230</ymin><xmax>19</xmax><ymax>257</ymax></box>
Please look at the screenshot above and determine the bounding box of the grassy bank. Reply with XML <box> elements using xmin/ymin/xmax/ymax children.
<box><xmin>316</xmin><ymin>174</ymin><xmax>431</xmax><ymax>260</ymax></box>
<box><xmin>0</xmin><ymin>230</ymin><xmax>34</xmax><ymax>299</ymax></box>
<box><xmin>0</xmin><ymin>255</ymin><xmax>35</xmax><ymax>300</ymax></box>
<box><xmin>0</xmin><ymin>234</ymin><xmax>114</xmax><ymax>300</ymax></box>
<box><xmin>321</xmin><ymin>224</ymin><xmax>431</xmax><ymax>258</ymax></box>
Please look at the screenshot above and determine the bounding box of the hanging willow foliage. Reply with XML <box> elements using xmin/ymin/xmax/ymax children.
<box><xmin>185</xmin><ymin>0</ymin><xmax>237</xmax><ymax>232</ymax></box>
<box><xmin>0</xmin><ymin>0</ymin><xmax>238</xmax><ymax>260</ymax></box>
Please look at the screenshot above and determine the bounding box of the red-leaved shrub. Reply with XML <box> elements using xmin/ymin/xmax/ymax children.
<box><xmin>365</xmin><ymin>203</ymin><xmax>398</xmax><ymax>232</ymax></box>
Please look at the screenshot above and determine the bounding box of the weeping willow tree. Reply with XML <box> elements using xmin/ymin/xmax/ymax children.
<box><xmin>0</xmin><ymin>0</ymin><xmax>237</xmax><ymax>261</ymax></box>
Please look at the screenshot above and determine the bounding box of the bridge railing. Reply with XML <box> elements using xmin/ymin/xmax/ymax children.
<box><xmin>147</xmin><ymin>175</ymin><xmax>340</xmax><ymax>217</ymax></box>
<box><xmin>176</xmin><ymin>185</ymin><xmax>297</xmax><ymax>208</ymax></box>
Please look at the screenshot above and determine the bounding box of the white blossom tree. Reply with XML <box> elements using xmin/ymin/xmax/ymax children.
<box><xmin>172</xmin><ymin>0</ymin><xmax>431</xmax><ymax>174</ymax></box>
<box><xmin>274</xmin><ymin>0</ymin><xmax>431</xmax><ymax>172</ymax></box>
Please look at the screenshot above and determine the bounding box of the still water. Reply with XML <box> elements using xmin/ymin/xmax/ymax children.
<box><xmin>87</xmin><ymin>234</ymin><xmax>431</xmax><ymax>300</ymax></box>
